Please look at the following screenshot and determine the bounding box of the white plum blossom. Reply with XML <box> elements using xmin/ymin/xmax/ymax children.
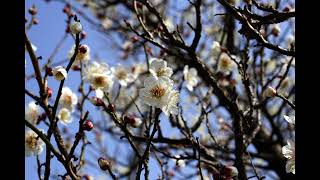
<box><xmin>282</xmin><ymin>139</ymin><xmax>295</xmax><ymax>174</ymax></box>
<box><xmin>68</xmin><ymin>44</ymin><xmax>91</xmax><ymax>65</ymax></box>
<box><xmin>218</xmin><ymin>53</ymin><xmax>235</xmax><ymax>73</ymax></box>
<box><xmin>52</xmin><ymin>66</ymin><xmax>67</xmax><ymax>81</ymax></box>
<box><xmin>139</xmin><ymin>76</ymin><xmax>179</xmax><ymax>116</ymax></box>
<box><xmin>58</xmin><ymin>108</ymin><xmax>72</xmax><ymax>125</ymax></box>
<box><xmin>111</xmin><ymin>64</ymin><xmax>135</xmax><ymax>87</ymax></box>
<box><xmin>149</xmin><ymin>58</ymin><xmax>173</xmax><ymax>78</ymax></box>
<box><xmin>183</xmin><ymin>65</ymin><xmax>198</xmax><ymax>92</ymax></box>
<box><xmin>59</xmin><ymin>87</ymin><xmax>78</xmax><ymax>111</ymax></box>
<box><xmin>70</xmin><ymin>21</ymin><xmax>83</xmax><ymax>34</ymax></box>
<box><xmin>211</xmin><ymin>41</ymin><xmax>221</xmax><ymax>57</ymax></box>
<box><xmin>25</xmin><ymin>129</ymin><xmax>45</xmax><ymax>156</ymax></box>
<box><xmin>284</xmin><ymin>115</ymin><xmax>295</xmax><ymax>125</ymax></box>
<box><xmin>25</xmin><ymin>101</ymin><xmax>40</xmax><ymax>125</ymax></box>
<box><xmin>83</xmin><ymin>61</ymin><xmax>113</xmax><ymax>92</ymax></box>
<box><xmin>83</xmin><ymin>61</ymin><xmax>111</xmax><ymax>82</ymax></box>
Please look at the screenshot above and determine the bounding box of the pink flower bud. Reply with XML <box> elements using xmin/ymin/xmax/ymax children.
<box><xmin>83</xmin><ymin>120</ymin><xmax>94</xmax><ymax>131</ymax></box>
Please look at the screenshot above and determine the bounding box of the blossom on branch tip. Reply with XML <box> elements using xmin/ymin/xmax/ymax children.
<box><xmin>52</xmin><ymin>66</ymin><xmax>67</xmax><ymax>80</ymax></box>
<box><xmin>25</xmin><ymin>129</ymin><xmax>45</xmax><ymax>156</ymax></box>
<box><xmin>70</xmin><ymin>21</ymin><xmax>83</xmax><ymax>34</ymax></box>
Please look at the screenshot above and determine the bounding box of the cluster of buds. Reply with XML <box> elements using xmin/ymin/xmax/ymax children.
<box><xmin>123</xmin><ymin>115</ymin><xmax>142</xmax><ymax>128</ymax></box>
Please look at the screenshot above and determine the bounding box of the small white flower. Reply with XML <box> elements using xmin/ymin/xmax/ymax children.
<box><xmin>218</xmin><ymin>53</ymin><xmax>235</xmax><ymax>73</ymax></box>
<box><xmin>25</xmin><ymin>101</ymin><xmax>40</xmax><ymax>125</ymax></box>
<box><xmin>83</xmin><ymin>61</ymin><xmax>113</xmax><ymax>92</ymax></box>
<box><xmin>264</xmin><ymin>86</ymin><xmax>277</xmax><ymax>98</ymax></box>
<box><xmin>68</xmin><ymin>44</ymin><xmax>91</xmax><ymax>65</ymax></box>
<box><xmin>101</xmin><ymin>18</ymin><xmax>113</xmax><ymax>30</ymax></box>
<box><xmin>111</xmin><ymin>64</ymin><xmax>135</xmax><ymax>87</ymax></box>
<box><xmin>25</xmin><ymin>129</ymin><xmax>45</xmax><ymax>156</ymax></box>
<box><xmin>211</xmin><ymin>41</ymin><xmax>221</xmax><ymax>57</ymax></box>
<box><xmin>139</xmin><ymin>76</ymin><xmax>179</xmax><ymax>116</ymax></box>
<box><xmin>284</xmin><ymin>115</ymin><xmax>295</xmax><ymax>125</ymax></box>
<box><xmin>83</xmin><ymin>61</ymin><xmax>111</xmax><ymax>82</ymax></box>
<box><xmin>59</xmin><ymin>87</ymin><xmax>78</xmax><ymax>111</ymax></box>
<box><xmin>69</xmin><ymin>21</ymin><xmax>83</xmax><ymax>34</ymax></box>
<box><xmin>183</xmin><ymin>65</ymin><xmax>198</xmax><ymax>92</ymax></box>
<box><xmin>149</xmin><ymin>58</ymin><xmax>173</xmax><ymax>78</ymax></box>
<box><xmin>52</xmin><ymin>66</ymin><xmax>67</xmax><ymax>80</ymax></box>
<box><xmin>282</xmin><ymin>140</ymin><xmax>295</xmax><ymax>174</ymax></box>
<box><xmin>90</xmin><ymin>73</ymin><xmax>114</xmax><ymax>92</ymax></box>
<box><xmin>58</xmin><ymin>108</ymin><xmax>72</xmax><ymax>125</ymax></box>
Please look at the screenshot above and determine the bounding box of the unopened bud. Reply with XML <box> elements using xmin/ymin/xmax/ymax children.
<box><xmin>271</xmin><ymin>24</ymin><xmax>281</xmax><ymax>37</ymax></box>
<box><xmin>98</xmin><ymin>157</ymin><xmax>111</xmax><ymax>171</ymax></box>
<box><xmin>32</xmin><ymin>19</ymin><xmax>39</xmax><ymax>25</ymax></box>
<box><xmin>108</xmin><ymin>104</ymin><xmax>116</xmax><ymax>112</ymax></box>
<box><xmin>83</xmin><ymin>120</ymin><xmax>94</xmax><ymax>131</ymax></box>
<box><xmin>265</xmin><ymin>86</ymin><xmax>277</xmax><ymax>97</ymax></box>
<box><xmin>70</xmin><ymin>21</ymin><xmax>83</xmax><ymax>34</ymax></box>
<box><xmin>79</xmin><ymin>44</ymin><xmax>88</xmax><ymax>54</ymax></box>
<box><xmin>91</xmin><ymin>97</ymin><xmax>105</xmax><ymax>106</ymax></box>
<box><xmin>47</xmin><ymin>87</ymin><xmax>52</xmax><ymax>98</ymax></box>
<box><xmin>124</xmin><ymin>115</ymin><xmax>142</xmax><ymax>128</ymax></box>
<box><xmin>28</xmin><ymin>6</ymin><xmax>37</xmax><ymax>15</ymax></box>
<box><xmin>45</xmin><ymin>67</ymin><xmax>53</xmax><ymax>76</ymax></box>
<box><xmin>80</xmin><ymin>31</ymin><xmax>87</xmax><ymax>39</ymax></box>
<box><xmin>131</xmin><ymin>36</ymin><xmax>140</xmax><ymax>43</ymax></box>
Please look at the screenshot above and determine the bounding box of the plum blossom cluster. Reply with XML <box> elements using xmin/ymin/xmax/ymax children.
<box><xmin>139</xmin><ymin>58</ymin><xmax>180</xmax><ymax>116</ymax></box>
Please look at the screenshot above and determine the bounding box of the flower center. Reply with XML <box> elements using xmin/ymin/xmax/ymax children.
<box><xmin>156</xmin><ymin>68</ymin><xmax>166</xmax><ymax>77</ymax></box>
<box><xmin>150</xmin><ymin>85</ymin><xmax>166</xmax><ymax>98</ymax></box>
<box><xmin>94</xmin><ymin>76</ymin><xmax>108</xmax><ymax>87</ymax></box>
<box><xmin>26</xmin><ymin>136</ymin><xmax>38</xmax><ymax>149</ymax></box>
<box><xmin>220</xmin><ymin>58</ymin><xmax>231</xmax><ymax>68</ymax></box>
<box><xmin>116</xmin><ymin>70</ymin><xmax>127</xmax><ymax>80</ymax></box>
